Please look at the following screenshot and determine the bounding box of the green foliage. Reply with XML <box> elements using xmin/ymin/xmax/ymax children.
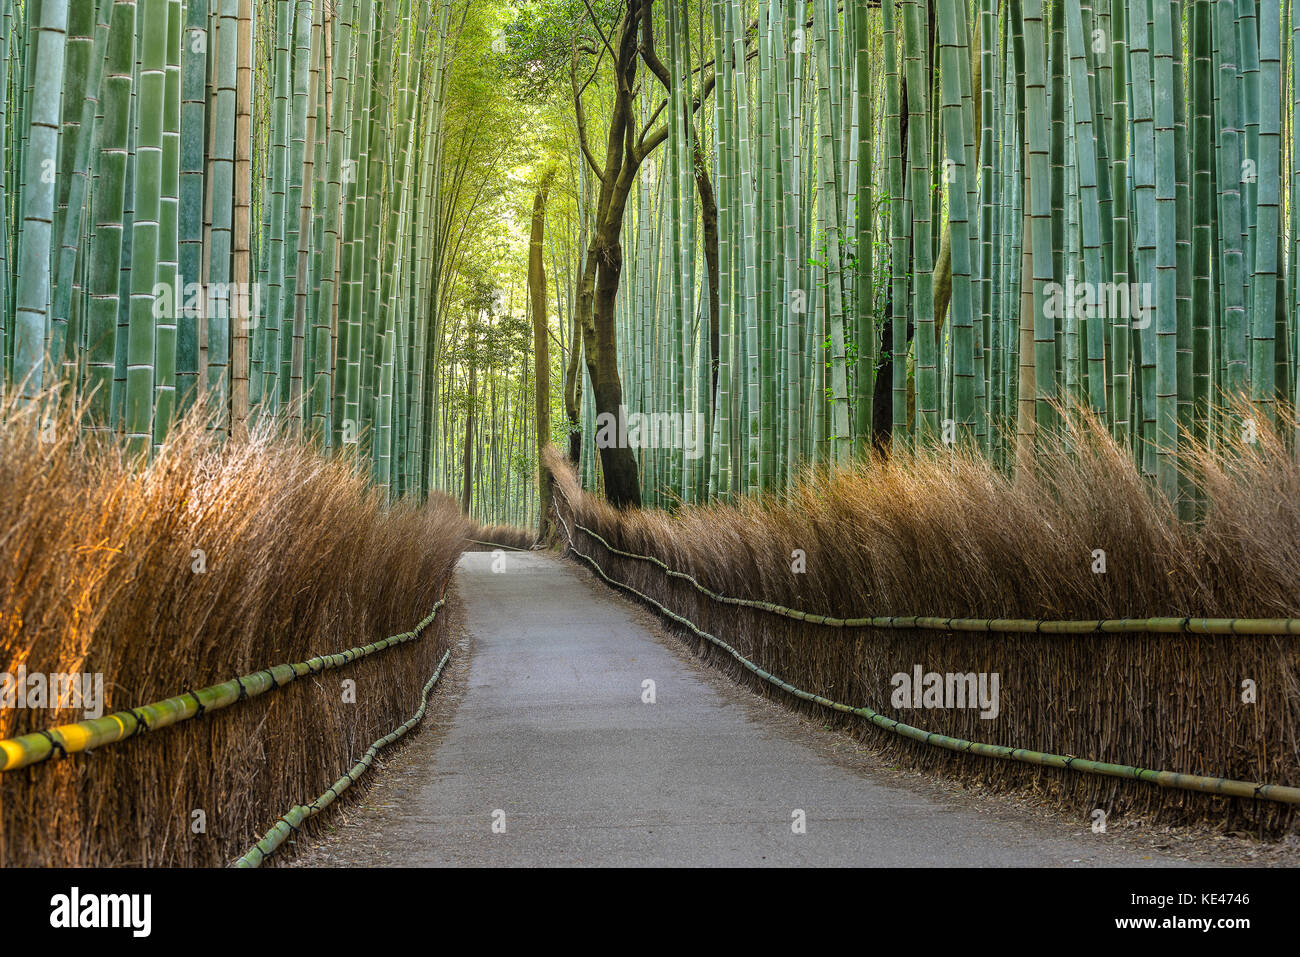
<box><xmin>496</xmin><ymin>0</ymin><xmax>624</xmax><ymax>96</ymax></box>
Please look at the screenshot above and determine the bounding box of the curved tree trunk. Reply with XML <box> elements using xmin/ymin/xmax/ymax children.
<box><xmin>564</xmin><ymin>0</ymin><xmax>716</xmax><ymax>508</ymax></box>
<box><xmin>584</xmin><ymin>227</ymin><xmax>642</xmax><ymax>508</ymax></box>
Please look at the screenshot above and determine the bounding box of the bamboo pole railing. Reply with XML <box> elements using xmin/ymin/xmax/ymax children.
<box><xmin>233</xmin><ymin>648</ymin><xmax>453</xmax><ymax>867</ymax></box>
<box><xmin>568</xmin><ymin>521</ymin><xmax>1300</xmax><ymax>637</ymax></box>
<box><xmin>0</xmin><ymin>595</ymin><xmax>448</xmax><ymax>773</ymax></box>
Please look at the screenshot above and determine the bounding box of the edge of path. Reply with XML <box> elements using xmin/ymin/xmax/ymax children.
<box><xmin>277</xmin><ymin>579</ymin><xmax>477</xmax><ymax>867</ymax></box>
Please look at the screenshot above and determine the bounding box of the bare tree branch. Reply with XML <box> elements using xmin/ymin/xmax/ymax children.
<box><xmin>571</xmin><ymin>39</ymin><xmax>607</xmax><ymax>181</ymax></box>
<box><xmin>579</xmin><ymin>0</ymin><xmax>620</xmax><ymax>65</ymax></box>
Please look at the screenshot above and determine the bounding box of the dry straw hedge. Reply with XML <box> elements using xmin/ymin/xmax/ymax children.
<box><xmin>464</xmin><ymin>522</ymin><xmax>536</xmax><ymax>552</ymax></box>
<box><xmin>548</xmin><ymin>418</ymin><xmax>1300</xmax><ymax>838</ymax></box>
<box><xmin>0</xmin><ymin>404</ymin><xmax>468</xmax><ymax>866</ymax></box>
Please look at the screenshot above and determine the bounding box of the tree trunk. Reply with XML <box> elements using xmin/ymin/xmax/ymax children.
<box><xmin>461</xmin><ymin>353</ymin><xmax>476</xmax><ymax>517</ymax></box>
<box><xmin>692</xmin><ymin>135</ymin><xmax>720</xmax><ymax>397</ymax></box>
<box><xmin>585</xmin><ymin>226</ymin><xmax>642</xmax><ymax>508</ymax></box>
<box><xmin>564</xmin><ymin>0</ymin><xmax>715</xmax><ymax>507</ymax></box>
<box><xmin>563</xmin><ymin>310</ymin><xmax>583</xmax><ymax>464</ymax></box>
<box><xmin>872</xmin><ymin>290</ymin><xmax>914</xmax><ymax>451</ymax></box>
<box><xmin>530</xmin><ymin>170</ymin><xmax>555</xmax><ymax>541</ymax></box>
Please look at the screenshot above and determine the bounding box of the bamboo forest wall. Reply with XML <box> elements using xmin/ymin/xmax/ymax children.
<box><xmin>0</xmin><ymin>0</ymin><xmax>546</xmax><ymax>526</ymax></box>
<box><xmin>4</xmin><ymin>0</ymin><xmax>1299</xmax><ymax>525</ymax></box>
<box><xmin>575</xmin><ymin>0</ymin><xmax>1300</xmax><ymax>515</ymax></box>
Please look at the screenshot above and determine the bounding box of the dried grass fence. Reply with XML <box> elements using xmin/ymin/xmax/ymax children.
<box><xmin>463</xmin><ymin>523</ymin><xmax>536</xmax><ymax>552</ymax></box>
<box><xmin>547</xmin><ymin>417</ymin><xmax>1300</xmax><ymax>837</ymax></box>
<box><xmin>0</xmin><ymin>402</ymin><xmax>469</xmax><ymax>866</ymax></box>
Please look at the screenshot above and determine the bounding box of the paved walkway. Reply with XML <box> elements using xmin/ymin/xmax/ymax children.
<box><xmin>296</xmin><ymin>552</ymin><xmax>1194</xmax><ymax>867</ymax></box>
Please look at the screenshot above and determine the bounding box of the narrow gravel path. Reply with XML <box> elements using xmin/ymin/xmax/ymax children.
<box><xmin>295</xmin><ymin>551</ymin><xmax>1197</xmax><ymax>867</ymax></box>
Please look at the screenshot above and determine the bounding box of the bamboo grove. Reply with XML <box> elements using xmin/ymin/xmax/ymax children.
<box><xmin>547</xmin><ymin>0</ymin><xmax>1300</xmax><ymax>514</ymax></box>
<box><xmin>5</xmin><ymin>0</ymin><xmax>1300</xmax><ymax>522</ymax></box>
<box><xmin>0</xmin><ymin>0</ymin><xmax>552</xmax><ymax>518</ymax></box>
